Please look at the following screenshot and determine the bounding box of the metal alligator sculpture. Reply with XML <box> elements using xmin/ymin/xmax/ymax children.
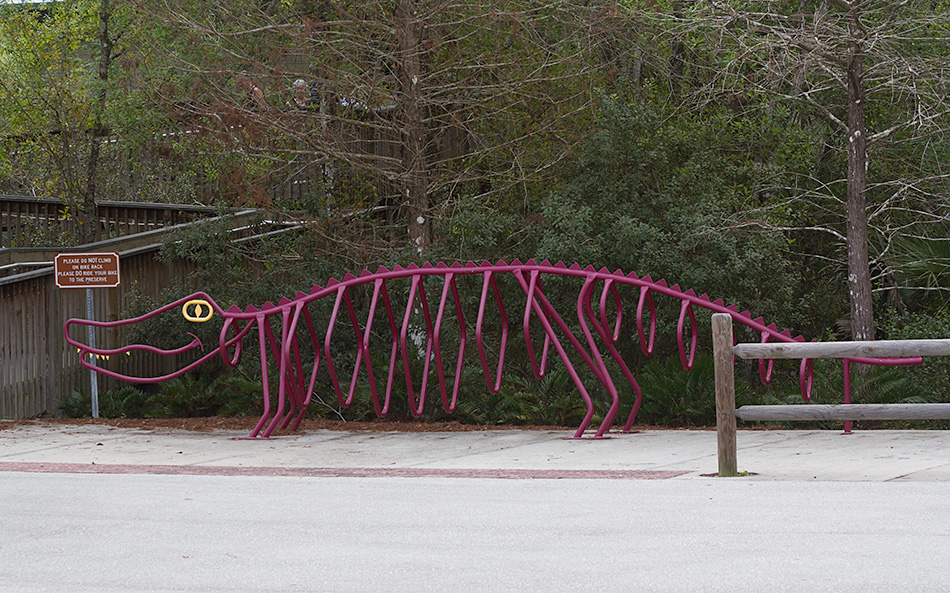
<box><xmin>64</xmin><ymin>260</ymin><xmax>920</xmax><ymax>439</ymax></box>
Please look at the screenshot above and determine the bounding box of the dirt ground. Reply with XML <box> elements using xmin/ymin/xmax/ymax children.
<box><xmin>0</xmin><ymin>416</ymin><xmax>582</xmax><ymax>434</ymax></box>
<box><xmin>0</xmin><ymin>415</ymin><xmax>693</xmax><ymax>435</ymax></box>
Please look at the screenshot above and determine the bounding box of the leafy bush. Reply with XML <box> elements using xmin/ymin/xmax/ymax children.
<box><xmin>536</xmin><ymin>96</ymin><xmax>801</xmax><ymax>336</ymax></box>
<box><xmin>60</xmin><ymin>365</ymin><xmax>268</xmax><ymax>419</ymax></box>
<box><xmin>151</xmin><ymin>365</ymin><xmax>265</xmax><ymax>418</ymax></box>
<box><xmin>60</xmin><ymin>385</ymin><xmax>154</xmax><ymax>419</ymax></box>
<box><xmin>453</xmin><ymin>367</ymin><xmax>590</xmax><ymax>427</ymax></box>
<box><xmin>879</xmin><ymin>308</ymin><xmax>950</xmax><ymax>403</ymax></box>
<box><xmin>635</xmin><ymin>354</ymin><xmax>752</xmax><ymax>427</ymax></box>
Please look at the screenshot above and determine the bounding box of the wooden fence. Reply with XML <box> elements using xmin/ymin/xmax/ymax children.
<box><xmin>0</xmin><ymin>246</ymin><xmax>197</xmax><ymax>419</ymax></box>
<box><xmin>0</xmin><ymin>210</ymin><xmax>291</xmax><ymax>420</ymax></box>
<box><xmin>0</xmin><ymin>195</ymin><xmax>224</xmax><ymax>248</ymax></box>
<box><xmin>712</xmin><ymin>313</ymin><xmax>950</xmax><ymax>476</ymax></box>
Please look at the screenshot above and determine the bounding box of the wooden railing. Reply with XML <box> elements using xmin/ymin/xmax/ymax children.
<box><xmin>712</xmin><ymin>313</ymin><xmax>950</xmax><ymax>476</ymax></box>
<box><xmin>0</xmin><ymin>195</ymin><xmax>225</xmax><ymax>248</ymax></box>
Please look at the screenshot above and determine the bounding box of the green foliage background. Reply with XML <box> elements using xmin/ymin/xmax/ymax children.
<box><xmin>4</xmin><ymin>0</ymin><xmax>949</xmax><ymax>426</ymax></box>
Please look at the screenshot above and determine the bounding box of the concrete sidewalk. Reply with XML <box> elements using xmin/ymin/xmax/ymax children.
<box><xmin>4</xmin><ymin>422</ymin><xmax>950</xmax><ymax>593</ymax></box>
<box><xmin>3</xmin><ymin>421</ymin><xmax>949</xmax><ymax>481</ymax></box>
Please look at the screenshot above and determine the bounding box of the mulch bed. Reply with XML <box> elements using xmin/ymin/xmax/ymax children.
<box><xmin>0</xmin><ymin>416</ymin><xmax>713</xmax><ymax>434</ymax></box>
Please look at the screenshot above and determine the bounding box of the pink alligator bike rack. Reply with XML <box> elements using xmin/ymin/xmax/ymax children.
<box><xmin>64</xmin><ymin>260</ymin><xmax>920</xmax><ymax>438</ymax></box>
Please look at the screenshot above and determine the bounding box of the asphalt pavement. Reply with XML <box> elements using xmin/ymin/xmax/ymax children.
<box><xmin>2</xmin><ymin>422</ymin><xmax>949</xmax><ymax>592</ymax></box>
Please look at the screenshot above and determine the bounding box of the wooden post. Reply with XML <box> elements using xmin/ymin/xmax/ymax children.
<box><xmin>712</xmin><ymin>313</ymin><xmax>737</xmax><ymax>477</ymax></box>
<box><xmin>45</xmin><ymin>273</ymin><xmax>63</xmax><ymax>415</ymax></box>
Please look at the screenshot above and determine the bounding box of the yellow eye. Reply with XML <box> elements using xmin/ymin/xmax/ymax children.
<box><xmin>182</xmin><ymin>300</ymin><xmax>214</xmax><ymax>322</ymax></box>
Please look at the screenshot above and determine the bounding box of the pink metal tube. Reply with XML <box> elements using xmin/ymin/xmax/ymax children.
<box><xmin>475</xmin><ymin>271</ymin><xmax>509</xmax><ymax>395</ymax></box>
<box><xmin>636</xmin><ymin>287</ymin><xmax>657</xmax><ymax>356</ymax></box>
<box><xmin>759</xmin><ymin>331</ymin><xmax>775</xmax><ymax>385</ymax></box>
<box><xmin>432</xmin><ymin>273</ymin><xmax>467</xmax><ymax>413</ymax></box>
<box><xmin>584</xmin><ymin>282</ymin><xmax>644</xmax><ymax>432</ymax></box>
<box><xmin>378</xmin><ymin>280</ymin><xmax>401</xmax><ymax>417</ymax></box>
<box><xmin>511</xmin><ymin>270</ymin><xmax>596</xmax><ymax>439</ymax></box>
<box><xmin>355</xmin><ymin>278</ymin><xmax>388</xmax><ymax>417</ymax></box>
<box><xmin>249</xmin><ymin>313</ymin><xmax>273</xmax><ymax>438</ymax></box>
<box><xmin>261</xmin><ymin>305</ymin><xmax>295</xmax><ymax>438</ymax></box>
<box><xmin>277</xmin><ymin>302</ymin><xmax>309</xmax><ymax>431</ymax></box>
<box><xmin>342</xmin><ymin>287</ymin><xmax>369</xmax><ymax>411</ymax></box>
<box><xmin>843</xmin><ymin>359</ymin><xmax>852</xmax><ymax>434</ymax></box>
<box><xmin>583</xmin><ymin>282</ymin><xmax>644</xmax><ymax>433</ymax></box>
<box><xmin>399</xmin><ymin>275</ymin><xmax>436</xmax><ymax>418</ymax></box>
<box><xmin>576</xmin><ymin>277</ymin><xmax>625</xmax><ymax>437</ymax></box>
<box><xmin>576</xmin><ymin>277</ymin><xmax>619</xmax><ymax>437</ymax></box>
<box><xmin>285</xmin><ymin>301</ymin><xmax>313</xmax><ymax>431</ymax></box>
<box><xmin>598</xmin><ymin>279</ymin><xmax>623</xmax><ymax>345</ymax></box>
<box><xmin>522</xmin><ymin>270</ymin><xmax>552</xmax><ymax>380</ymax></box>
<box><xmin>324</xmin><ymin>286</ymin><xmax>354</xmax><ymax>407</ymax></box>
<box><xmin>676</xmin><ymin>299</ymin><xmax>697</xmax><ymax>371</ymax></box>
<box><xmin>800</xmin><ymin>358</ymin><xmax>814</xmax><ymax>402</ymax></box>
<box><xmin>219</xmin><ymin>315</ymin><xmax>249</xmax><ymax>368</ymax></box>
<box><xmin>297</xmin><ymin>302</ymin><xmax>324</xmax><ymax>410</ymax></box>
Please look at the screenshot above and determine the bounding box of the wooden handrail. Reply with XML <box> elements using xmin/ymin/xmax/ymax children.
<box><xmin>0</xmin><ymin>209</ymin><xmax>261</xmax><ymax>268</ymax></box>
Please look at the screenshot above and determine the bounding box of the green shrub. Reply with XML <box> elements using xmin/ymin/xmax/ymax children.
<box><xmin>453</xmin><ymin>367</ymin><xmax>590</xmax><ymax>427</ymax></box>
<box><xmin>60</xmin><ymin>385</ymin><xmax>154</xmax><ymax>419</ymax></box>
<box><xmin>536</xmin><ymin>96</ymin><xmax>801</xmax><ymax>336</ymax></box>
<box><xmin>880</xmin><ymin>308</ymin><xmax>950</xmax><ymax>402</ymax></box>
<box><xmin>154</xmin><ymin>365</ymin><xmax>264</xmax><ymax>418</ymax></box>
<box><xmin>635</xmin><ymin>354</ymin><xmax>751</xmax><ymax>427</ymax></box>
<box><xmin>60</xmin><ymin>365</ymin><xmax>268</xmax><ymax>419</ymax></box>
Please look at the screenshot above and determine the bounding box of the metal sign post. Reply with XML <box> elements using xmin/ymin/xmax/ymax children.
<box><xmin>85</xmin><ymin>287</ymin><xmax>99</xmax><ymax>418</ymax></box>
<box><xmin>55</xmin><ymin>252</ymin><xmax>120</xmax><ymax>418</ymax></box>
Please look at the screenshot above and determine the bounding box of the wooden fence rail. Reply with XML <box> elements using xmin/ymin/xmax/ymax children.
<box><xmin>734</xmin><ymin>404</ymin><xmax>950</xmax><ymax>422</ymax></box>
<box><xmin>0</xmin><ymin>195</ymin><xmax>225</xmax><ymax>248</ymax></box>
<box><xmin>712</xmin><ymin>313</ymin><xmax>950</xmax><ymax>476</ymax></box>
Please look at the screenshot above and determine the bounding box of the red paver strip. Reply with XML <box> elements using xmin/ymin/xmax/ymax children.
<box><xmin>0</xmin><ymin>462</ymin><xmax>686</xmax><ymax>480</ymax></box>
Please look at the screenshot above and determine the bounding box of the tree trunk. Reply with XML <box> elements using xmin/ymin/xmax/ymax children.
<box><xmin>395</xmin><ymin>0</ymin><xmax>431</xmax><ymax>254</ymax></box>
<box><xmin>83</xmin><ymin>0</ymin><xmax>114</xmax><ymax>244</ymax></box>
<box><xmin>845</xmin><ymin>10</ymin><xmax>874</xmax><ymax>341</ymax></box>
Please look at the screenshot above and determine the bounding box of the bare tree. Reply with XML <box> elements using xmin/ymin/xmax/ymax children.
<box><xmin>657</xmin><ymin>0</ymin><xmax>950</xmax><ymax>339</ymax></box>
<box><xmin>0</xmin><ymin>0</ymin><xmax>122</xmax><ymax>243</ymax></box>
<box><xmin>82</xmin><ymin>0</ymin><xmax>121</xmax><ymax>242</ymax></box>
<box><xmin>138</xmin><ymin>0</ymin><xmax>633</xmax><ymax>252</ymax></box>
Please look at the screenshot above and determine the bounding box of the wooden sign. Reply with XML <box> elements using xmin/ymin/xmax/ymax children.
<box><xmin>54</xmin><ymin>252</ymin><xmax>121</xmax><ymax>289</ymax></box>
